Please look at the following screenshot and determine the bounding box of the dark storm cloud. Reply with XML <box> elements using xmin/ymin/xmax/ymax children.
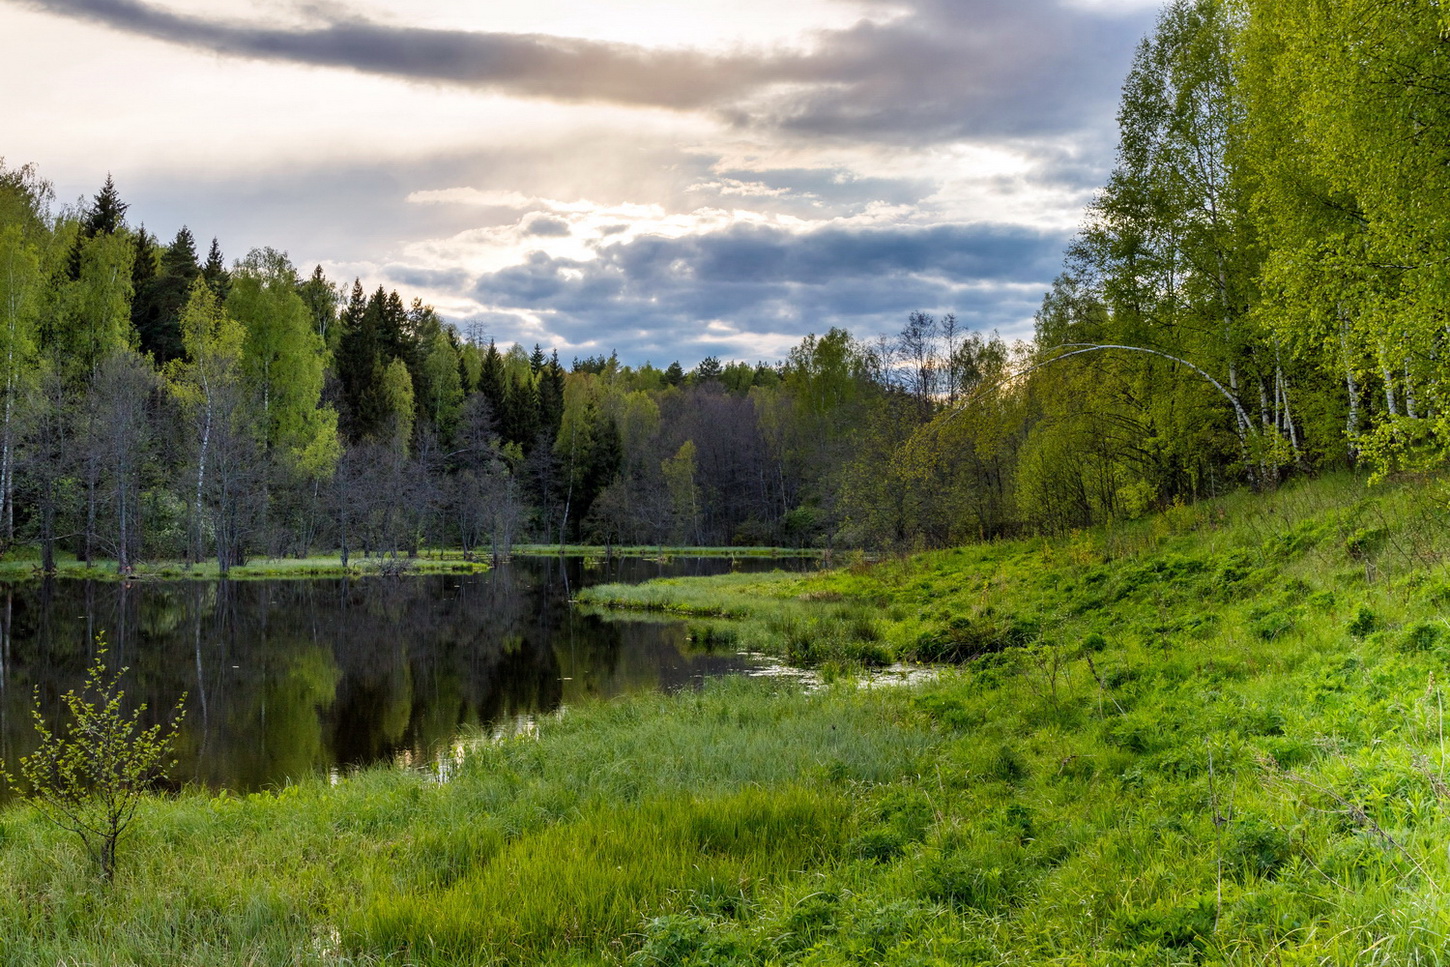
<box><xmin>16</xmin><ymin>0</ymin><xmax>1155</xmax><ymax>141</ymax></box>
<box><xmin>466</xmin><ymin>221</ymin><xmax>1062</xmax><ymax>361</ymax></box>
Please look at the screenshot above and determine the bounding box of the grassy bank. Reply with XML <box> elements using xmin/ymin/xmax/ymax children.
<box><xmin>0</xmin><ymin>552</ymin><xmax>493</xmax><ymax>582</ymax></box>
<box><xmin>512</xmin><ymin>545</ymin><xmax>827</xmax><ymax>559</ymax></box>
<box><xmin>0</xmin><ymin>544</ymin><xmax>823</xmax><ymax>582</ymax></box>
<box><xmin>7</xmin><ymin>470</ymin><xmax>1450</xmax><ymax>963</ymax></box>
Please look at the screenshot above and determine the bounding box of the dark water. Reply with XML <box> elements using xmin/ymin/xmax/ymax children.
<box><xmin>0</xmin><ymin>556</ymin><xmax>812</xmax><ymax>799</ymax></box>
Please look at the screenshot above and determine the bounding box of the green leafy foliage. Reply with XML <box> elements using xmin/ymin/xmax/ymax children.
<box><xmin>3</xmin><ymin>637</ymin><xmax>185</xmax><ymax>880</ymax></box>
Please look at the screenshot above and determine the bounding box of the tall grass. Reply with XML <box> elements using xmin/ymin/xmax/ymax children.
<box><xmin>0</xmin><ymin>679</ymin><xmax>928</xmax><ymax>964</ymax></box>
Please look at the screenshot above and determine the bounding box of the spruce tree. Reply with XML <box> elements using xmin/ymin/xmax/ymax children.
<box><xmin>539</xmin><ymin>350</ymin><xmax>566</xmax><ymax>438</ymax></box>
<box><xmin>502</xmin><ymin>372</ymin><xmax>540</xmax><ymax>448</ymax></box>
<box><xmin>129</xmin><ymin>227</ymin><xmax>156</xmax><ymax>302</ymax></box>
<box><xmin>336</xmin><ymin>283</ymin><xmax>386</xmax><ymax>441</ymax></box>
<box><xmin>84</xmin><ymin>175</ymin><xmax>128</xmax><ymax>237</ymax></box>
<box><xmin>202</xmin><ymin>238</ymin><xmax>230</xmax><ymax>299</ymax></box>
<box><xmin>479</xmin><ymin>340</ymin><xmax>506</xmax><ymax>417</ymax></box>
<box><xmin>67</xmin><ymin>175</ymin><xmax>128</xmax><ymax>280</ymax></box>
<box><xmin>133</xmin><ymin>227</ymin><xmax>200</xmax><ymax>364</ymax></box>
<box><xmin>379</xmin><ymin>288</ymin><xmax>408</xmax><ymax>364</ymax></box>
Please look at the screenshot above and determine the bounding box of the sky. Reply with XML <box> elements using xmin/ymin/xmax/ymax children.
<box><xmin>0</xmin><ymin>0</ymin><xmax>1161</xmax><ymax>366</ymax></box>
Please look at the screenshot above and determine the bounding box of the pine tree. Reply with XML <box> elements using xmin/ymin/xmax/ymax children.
<box><xmin>694</xmin><ymin>356</ymin><xmax>723</xmax><ymax>383</ymax></box>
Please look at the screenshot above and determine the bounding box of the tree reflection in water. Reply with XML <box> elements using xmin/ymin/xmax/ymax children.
<box><xmin>0</xmin><ymin>556</ymin><xmax>800</xmax><ymax>799</ymax></box>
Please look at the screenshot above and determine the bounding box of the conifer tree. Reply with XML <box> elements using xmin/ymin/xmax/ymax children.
<box><xmin>378</xmin><ymin>288</ymin><xmax>408</xmax><ymax>364</ymax></box>
<box><xmin>133</xmin><ymin>227</ymin><xmax>200</xmax><ymax>364</ymax></box>
<box><xmin>84</xmin><ymin>175</ymin><xmax>128</xmax><ymax>237</ymax></box>
<box><xmin>479</xmin><ymin>340</ymin><xmax>506</xmax><ymax>417</ymax></box>
<box><xmin>335</xmin><ymin>282</ymin><xmax>385</xmax><ymax>442</ymax></box>
<box><xmin>201</xmin><ymin>238</ymin><xmax>230</xmax><ymax>300</ymax></box>
<box><xmin>67</xmin><ymin>175</ymin><xmax>128</xmax><ymax>280</ymax></box>
<box><xmin>130</xmin><ymin>227</ymin><xmax>156</xmax><ymax>295</ymax></box>
<box><xmin>539</xmin><ymin>350</ymin><xmax>566</xmax><ymax>438</ymax></box>
<box><xmin>502</xmin><ymin>372</ymin><xmax>540</xmax><ymax>448</ymax></box>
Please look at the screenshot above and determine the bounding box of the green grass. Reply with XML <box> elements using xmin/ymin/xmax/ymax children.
<box><xmin>0</xmin><ymin>544</ymin><xmax>824</xmax><ymax>582</ymax></box>
<box><xmin>577</xmin><ymin>570</ymin><xmax>895</xmax><ymax>669</ymax></box>
<box><xmin>0</xmin><ymin>552</ymin><xmax>492</xmax><ymax>582</ymax></box>
<box><xmin>511</xmin><ymin>544</ymin><xmax>827</xmax><ymax>559</ymax></box>
<box><xmin>0</xmin><ymin>679</ymin><xmax>925</xmax><ymax>965</ymax></box>
<box><xmin>10</xmin><ymin>470</ymin><xmax>1450</xmax><ymax>962</ymax></box>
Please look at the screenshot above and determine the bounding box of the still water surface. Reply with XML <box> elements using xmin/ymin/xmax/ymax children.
<box><xmin>0</xmin><ymin>556</ymin><xmax>812</xmax><ymax>800</ymax></box>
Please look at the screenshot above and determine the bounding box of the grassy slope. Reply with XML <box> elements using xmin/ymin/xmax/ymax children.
<box><xmin>6</xmin><ymin>471</ymin><xmax>1450</xmax><ymax>964</ymax></box>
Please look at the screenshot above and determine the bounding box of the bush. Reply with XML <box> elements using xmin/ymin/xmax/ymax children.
<box><xmin>1398</xmin><ymin>621</ymin><xmax>1443</xmax><ymax>653</ymax></box>
<box><xmin>1347</xmin><ymin>605</ymin><xmax>1378</xmax><ymax>639</ymax></box>
<box><xmin>2</xmin><ymin>637</ymin><xmax>186</xmax><ymax>881</ymax></box>
<box><xmin>1225</xmin><ymin>817</ymin><xmax>1293</xmax><ymax>879</ymax></box>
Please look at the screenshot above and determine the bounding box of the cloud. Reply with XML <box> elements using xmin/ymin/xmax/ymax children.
<box><xmin>522</xmin><ymin>214</ymin><xmax>571</xmax><ymax>237</ymax></box>
<box><xmin>406</xmin><ymin>187</ymin><xmax>534</xmax><ymax>208</ymax></box>
<box><xmin>455</xmin><ymin>220</ymin><xmax>1063</xmax><ymax>361</ymax></box>
<box><xmin>12</xmin><ymin>0</ymin><xmax>786</xmax><ymax>107</ymax></box>
<box><xmin>14</xmin><ymin>0</ymin><xmax>1155</xmax><ymax>141</ymax></box>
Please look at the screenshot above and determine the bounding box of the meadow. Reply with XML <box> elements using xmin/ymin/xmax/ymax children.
<box><xmin>5</xmin><ymin>470</ymin><xmax>1450</xmax><ymax>964</ymax></box>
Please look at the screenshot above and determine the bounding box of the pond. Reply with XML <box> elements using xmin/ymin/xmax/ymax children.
<box><xmin>0</xmin><ymin>555</ymin><xmax>815</xmax><ymax>801</ymax></box>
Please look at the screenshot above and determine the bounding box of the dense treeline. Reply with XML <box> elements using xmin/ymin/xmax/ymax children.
<box><xmin>0</xmin><ymin>0</ymin><xmax>1444</xmax><ymax>567</ymax></box>
<box><xmin>0</xmin><ymin>160</ymin><xmax>1026</xmax><ymax>564</ymax></box>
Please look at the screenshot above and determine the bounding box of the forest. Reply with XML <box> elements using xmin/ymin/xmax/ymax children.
<box><xmin>1</xmin><ymin>0</ymin><xmax>1447</xmax><ymax>572</ymax></box>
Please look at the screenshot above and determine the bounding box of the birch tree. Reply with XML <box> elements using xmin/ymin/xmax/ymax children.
<box><xmin>167</xmin><ymin>278</ymin><xmax>248</xmax><ymax>567</ymax></box>
<box><xmin>0</xmin><ymin>225</ymin><xmax>41</xmax><ymax>542</ymax></box>
<box><xmin>228</xmin><ymin>248</ymin><xmax>339</xmax><ymax>480</ymax></box>
<box><xmin>1238</xmin><ymin>0</ymin><xmax>1450</xmax><ymax>471</ymax></box>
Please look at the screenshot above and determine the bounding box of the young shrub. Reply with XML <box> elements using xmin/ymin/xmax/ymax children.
<box><xmin>2</xmin><ymin>637</ymin><xmax>186</xmax><ymax>881</ymax></box>
<box><xmin>1347</xmin><ymin>605</ymin><xmax>1378</xmax><ymax>639</ymax></box>
<box><xmin>1224</xmin><ymin>816</ymin><xmax>1293</xmax><ymax>880</ymax></box>
<box><xmin>1397</xmin><ymin>622</ymin><xmax>1443</xmax><ymax>653</ymax></box>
